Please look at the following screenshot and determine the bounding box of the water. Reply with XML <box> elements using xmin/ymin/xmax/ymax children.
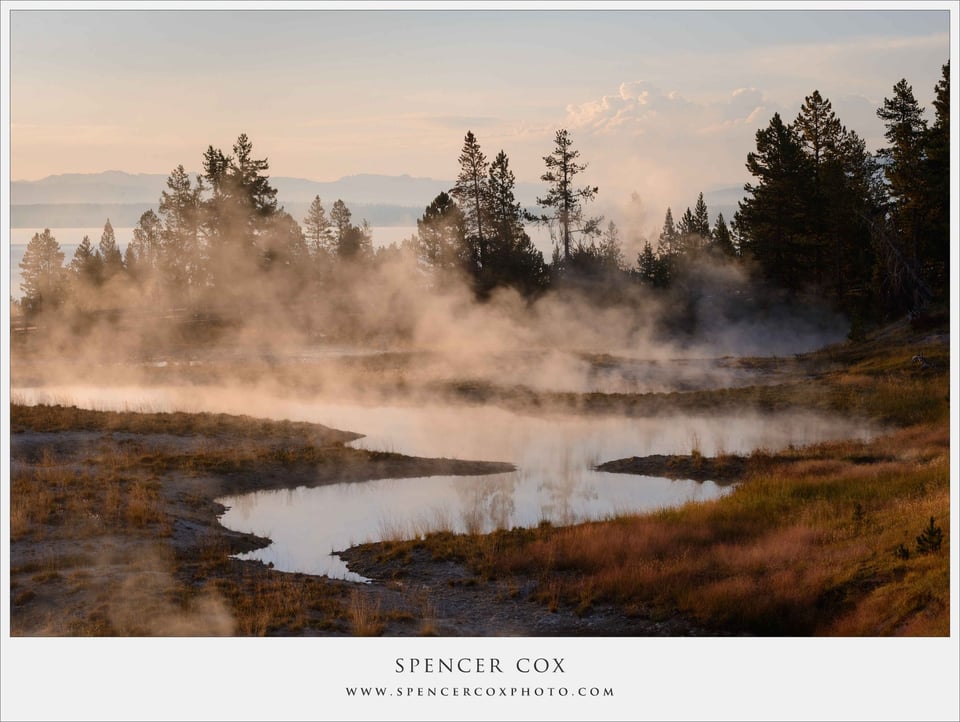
<box><xmin>13</xmin><ymin>384</ymin><xmax>880</xmax><ymax>582</ymax></box>
<box><xmin>218</xmin><ymin>472</ymin><xmax>730</xmax><ymax>583</ymax></box>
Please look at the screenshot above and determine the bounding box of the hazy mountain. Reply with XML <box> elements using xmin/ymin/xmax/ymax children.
<box><xmin>12</xmin><ymin>171</ymin><xmax>167</xmax><ymax>205</ymax></box>
<box><xmin>10</xmin><ymin>202</ymin><xmax>425</xmax><ymax>230</ymax></box>
<box><xmin>11</xmin><ymin>170</ymin><xmax>545</xmax><ymax>228</ymax></box>
<box><xmin>11</xmin><ymin>170</ymin><xmax>744</xmax><ymax>231</ymax></box>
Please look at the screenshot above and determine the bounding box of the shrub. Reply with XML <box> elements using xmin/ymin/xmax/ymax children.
<box><xmin>915</xmin><ymin>517</ymin><xmax>943</xmax><ymax>554</ymax></box>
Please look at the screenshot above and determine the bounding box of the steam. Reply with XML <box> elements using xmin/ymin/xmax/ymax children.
<box><xmin>13</xmin><ymin>225</ymin><xmax>848</xmax><ymax>405</ymax></box>
<box><xmin>105</xmin><ymin>548</ymin><xmax>235</xmax><ymax>636</ymax></box>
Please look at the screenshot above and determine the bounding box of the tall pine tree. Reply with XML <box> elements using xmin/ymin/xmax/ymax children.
<box><xmin>98</xmin><ymin>219</ymin><xmax>124</xmax><ymax>282</ymax></box>
<box><xmin>876</xmin><ymin>79</ymin><xmax>928</xmax><ymax>292</ymax></box>
<box><xmin>450</xmin><ymin>131</ymin><xmax>490</xmax><ymax>277</ymax></box>
<box><xmin>536</xmin><ymin>129</ymin><xmax>599</xmax><ymax>265</ymax></box>
<box><xmin>735</xmin><ymin>113</ymin><xmax>811</xmax><ymax>289</ymax></box>
<box><xmin>159</xmin><ymin>165</ymin><xmax>204</xmax><ymax>298</ymax></box>
<box><xmin>19</xmin><ymin>229</ymin><xmax>66</xmax><ymax>313</ymax></box>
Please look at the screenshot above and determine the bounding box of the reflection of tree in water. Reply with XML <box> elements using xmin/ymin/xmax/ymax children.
<box><xmin>456</xmin><ymin>473</ymin><xmax>518</xmax><ymax>534</ymax></box>
<box><xmin>535</xmin><ymin>447</ymin><xmax>598</xmax><ymax>526</ymax></box>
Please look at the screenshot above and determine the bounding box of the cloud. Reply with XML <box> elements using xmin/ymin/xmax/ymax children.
<box><xmin>556</xmin><ymin>81</ymin><xmax>789</xmax><ymax>222</ymax></box>
<box><xmin>566</xmin><ymin>81</ymin><xmax>684</xmax><ymax>135</ymax></box>
<box><xmin>565</xmin><ymin>81</ymin><xmax>779</xmax><ymax>140</ymax></box>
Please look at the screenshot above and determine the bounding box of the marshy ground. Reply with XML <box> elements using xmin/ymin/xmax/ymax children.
<box><xmin>8</xmin><ymin>314</ymin><xmax>950</xmax><ymax>636</ymax></box>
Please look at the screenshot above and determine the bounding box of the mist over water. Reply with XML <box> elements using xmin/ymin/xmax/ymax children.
<box><xmin>14</xmin><ymin>384</ymin><xmax>880</xmax><ymax>581</ymax></box>
<box><xmin>12</xmin><ymin>212</ymin><xmax>865</xmax><ymax>583</ymax></box>
<box><xmin>13</xmin><ymin>384</ymin><xmax>876</xmax><ymax>462</ymax></box>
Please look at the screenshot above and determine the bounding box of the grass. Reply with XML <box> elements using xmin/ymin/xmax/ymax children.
<box><xmin>9</xmin><ymin>313</ymin><xmax>950</xmax><ymax>636</ymax></box>
<box><xmin>10</xmin><ymin>402</ymin><xmax>358</xmax><ymax>446</ymax></box>
<box><xmin>349</xmin><ymin>588</ymin><xmax>385</xmax><ymax>636</ymax></box>
<box><xmin>10</xmin><ymin>448</ymin><xmax>169</xmax><ymax>541</ymax></box>
<box><xmin>386</xmin><ymin>425</ymin><xmax>947</xmax><ymax>634</ymax></box>
<box><xmin>8</xmin><ymin>415</ymin><xmax>366</xmax><ymax>636</ymax></box>
<box><xmin>360</xmin><ymin>319</ymin><xmax>950</xmax><ymax>636</ymax></box>
<box><xmin>11</xmin><ymin>404</ymin><xmax>501</xmax><ymax>636</ymax></box>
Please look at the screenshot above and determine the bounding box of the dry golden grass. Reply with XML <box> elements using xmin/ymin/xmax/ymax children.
<box><xmin>389</xmin><ymin>416</ymin><xmax>949</xmax><ymax>636</ymax></box>
<box><xmin>10</xmin><ymin>402</ymin><xmax>357</xmax><ymax>446</ymax></box>
<box><xmin>503</xmin><ymin>425</ymin><xmax>948</xmax><ymax>634</ymax></box>
<box><xmin>10</xmin><ymin>316</ymin><xmax>949</xmax><ymax>637</ymax></box>
<box><xmin>11</xmin><ymin>446</ymin><xmax>170</xmax><ymax>541</ymax></box>
<box><xmin>349</xmin><ymin>588</ymin><xmax>385</xmax><ymax>636</ymax></box>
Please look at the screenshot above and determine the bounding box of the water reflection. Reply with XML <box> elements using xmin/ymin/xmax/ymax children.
<box><xmin>456</xmin><ymin>473</ymin><xmax>518</xmax><ymax>534</ymax></box>
<box><xmin>14</xmin><ymin>384</ymin><xmax>881</xmax><ymax>582</ymax></box>
<box><xmin>218</xmin><ymin>471</ymin><xmax>733</xmax><ymax>582</ymax></box>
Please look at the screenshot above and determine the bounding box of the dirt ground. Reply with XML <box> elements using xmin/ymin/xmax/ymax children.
<box><xmin>10</xmin><ymin>317</ymin><xmax>947</xmax><ymax>636</ymax></box>
<box><xmin>10</xmin><ymin>410</ymin><xmax>719</xmax><ymax>636</ymax></box>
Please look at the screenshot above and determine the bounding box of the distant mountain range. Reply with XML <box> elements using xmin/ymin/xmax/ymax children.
<box><xmin>11</xmin><ymin>170</ymin><xmax>542</xmax><ymax>228</ymax></box>
<box><xmin>11</xmin><ymin>170</ymin><xmax>744</xmax><ymax>230</ymax></box>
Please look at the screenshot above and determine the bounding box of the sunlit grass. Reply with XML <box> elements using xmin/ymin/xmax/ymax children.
<box><xmin>349</xmin><ymin>588</ymin><xmax>384</xmax><ymax>636</ymax></box>
<box><xmin>397</xmin><ymin>422</ymin><xmax>948</xmax><ymax>635</ymax></box>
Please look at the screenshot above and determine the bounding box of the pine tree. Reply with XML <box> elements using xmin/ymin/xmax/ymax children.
<box><xmin>736</xmin><ymin>113</ymin><xmax>811</xmax><ymax>289</ymax></box>
<box><xmin>98</xmin><ymin>219</ymin><xmax>124</xmax><ymax>281</ymax></box>
<box><xmin>487</xmin><ymin>150</ymin><xmax>525</xmax><ymax>251</ymax></box>
<box><xmin>201</xmin><ymin>145</ymin><xmax>231</xmax><ymax>271</ymax></box>
<box><xmin>303</xmin><ymin>195</ymin><xmax>334</xmax><ymax>255</ymax></box>
<box><xmin>338</xmin><ymin>220</ymin><xmax>373</xmax><ymax>261</ymax></box>
<box><xmin>923</xmin><ymin>62</ymin><xmax>950</xmax><ymax>294</ymax></box>
<box><xmin>636</xmin><ymin>240</ymin><xmax>670</xmax><ymax>288</ymax></box>
<box><xmin>450</xmin><ymin>131</ymin><xmax>490</xmax><ymax>275</ymax></box>
<box><xmin>828</xmin><ymin>127</ymin><xmax>881</xmax><ymax>308</ymax></box>
<box><xmin>68</xmin><ymin>235</ymin><xmax>101</xmax><ymax>283</ymax></box>
<box><xmin>19</xmin><ymin>229</ymin><xmax>66</xmax><ymax>313</ymax></box>
<box><xmin>417</xmin><ymin>192</ymin><xmax>467</xmax><ymax>274</ymax></box>
<box><xmin>794</xmin><ymin>90</ymin><xmax>846</xmax><ymax>288</ymax></box>
<box><xmin>710</xmin><ymin>213</ymin><xmax>736</xmax><ymax>256</ymax></box>
<box><xmin>796</xmin><ymin>90</ymin><xmax>844</xmax><ymax>182</ymax></box>
<box><xmin>123</xmin><ymin>245</ymin><xmax>140</xmax><ymax>282</ymax></box>
<box><xmin>331</xmin><ymin>199</ymin><xmax>353</xmax><ymax>252</ymax></box>
<box><xmin>915</xmin><ymin>516</ymin><xmax>943</xmax><ymax>554</ymax></box>
<box><xmin>876</xmin><ymin>79</ymin><xmax>928</xmax><ymax>286</ymax></box>
<box><xmin>159</xmin><ymin>165</ymin><xmax>204</xmax><ymax>297</ymax></box>
<box><xmin>483</xmin><ymin>149</ymin><xmax>547</xmax><ymax>295</ymax></box>
<box><xmin>229</xmin><ymin>132</ymin><xmax>278</xmax><ymax>221</ymax></box>
<box><xmin>693</xmin><ymin>193</ymin><xmax>710</xmax><ymax>246</ymax></box>
<box><xmin>636</xmin><ymin>241</ymin><xmax>658</xmax><ymax>285</ymax></box>
<box><xmin>536</xmin><ymin>129</ymin><xmax>599</xmax><ymax>264</ymax></box>
<box><xmin>598</xmin><ymin>220</ymin><xmax>625</xmax><ymax>271</ymax></box>
<box><xmin>677</xmin><ymin>207</ymin><xmax>697</xmax><ymax>255</ymax></box>
<box><xmin>657</xmin><ymin>208</ymin><xmax>680</xmax><ymax>257</ymax></box>
<box><xmin>261</xmin><ymin>210</ymin><xmax>309</xmax><ymax>276</ymax></box>
<box><xmin>129</xmin><ymin>210</ymin><xmax>163</xmax><ymax>273</ymax></box>
<box><xmin>201</xmin><ymin>134</ymin><xmax>278</xmax><ymax>295</ymax></box>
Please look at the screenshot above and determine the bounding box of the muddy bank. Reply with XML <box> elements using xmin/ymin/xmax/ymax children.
<box><xmin>597</xmin><ymin>453</ymin><xmax>746</xmax><ymax>484</ymax></box>
<box><xmin>12</xmin><ymin>404</ymin><xmax>704</xmax><ymax>637</ymax></box>
<box><xmin>337</xmin><ymin>544</ymin><xmax>722</xmax><ymax>637</ymax></box>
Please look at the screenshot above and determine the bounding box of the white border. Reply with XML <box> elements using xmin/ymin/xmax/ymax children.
<box><xmin>2</xmin><ymin>3</ymin><xmax>958</xmax><ymax>721</ymax></box>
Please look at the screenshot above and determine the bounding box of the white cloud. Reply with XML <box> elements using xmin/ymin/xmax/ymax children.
<box><xmin>550</xmin><ymin>82</ymin><xmax>798</xmax><ymax>235</ymax></box>
<box><xmin>566</xmin><ymin>82</ymin><xmax>781</xmax><ymax>140</ymax></box>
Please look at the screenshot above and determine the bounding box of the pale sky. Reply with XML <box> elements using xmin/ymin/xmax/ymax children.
<box><xmin>4</xmin><ymin>4</ymin><xmax>955</xmax><ymax>220</ymax></box>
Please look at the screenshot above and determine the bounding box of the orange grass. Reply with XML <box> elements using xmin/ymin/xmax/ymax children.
<box><xmin>398</xmin><ymin>422</ymin><xmax>949</xmax><ymax>635</ymax></box>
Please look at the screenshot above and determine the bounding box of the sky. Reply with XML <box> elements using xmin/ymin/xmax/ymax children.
<box><xmin>4</xmin><ymin>4</ymin><xmax>955</xmax><ymax>225</ymax></box>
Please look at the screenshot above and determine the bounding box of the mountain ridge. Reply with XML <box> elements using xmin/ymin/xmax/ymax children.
<box><xmin>11</xmin><ymin>170</ymin><xmax>744</xmax><ymax>231</ymax></box>
<box><xmin>12</xmin><ymin>170</ymin><xmax>543</xmax><ymax>207</ymax></box>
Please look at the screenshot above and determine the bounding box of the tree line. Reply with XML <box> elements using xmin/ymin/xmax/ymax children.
<box><xmin>16</xmin><ymin>62</ymin><xmax>949</xmax><ymax>334</ymax></box>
